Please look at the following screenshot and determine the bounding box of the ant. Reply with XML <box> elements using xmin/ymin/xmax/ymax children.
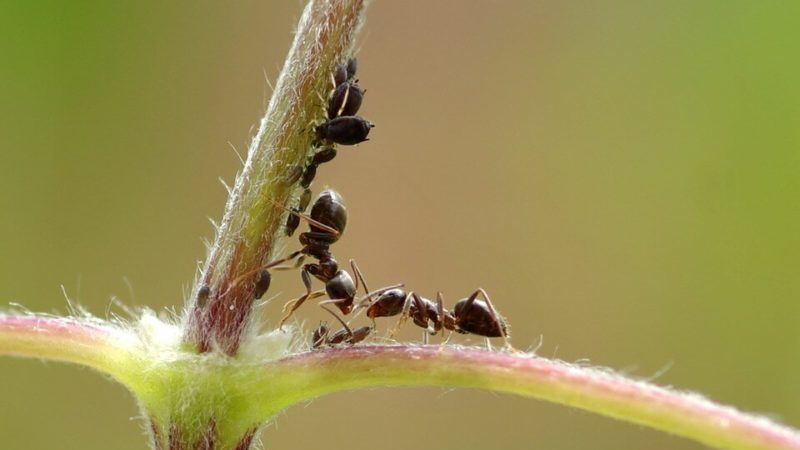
<box><xmin>444</xmin><ymin>288</ymin><xmax>509</xmax><ymax>341</ymax></box>
<box><xmin>362</xmin><ymin>287</ymin><xmax>512</xmax><ymax>348</ymax></box>
<box><xmin>247</xmin><ymin>189</ymin><xmax>388</xmax><ymax>327</ymax></box>
<box><xmin>363</xmin><ymin>289</ymin><xmax>444</xmax><ymax>335</ymax></box>
<box><xmin>285</xmin><ymin>145</ymin><xmax>339</xmax><ymax>237</ymax></box>
<box><xmin>311</xmin><ymin>305</ymin><xmax>371</xmax><ymax>349</ymax></box>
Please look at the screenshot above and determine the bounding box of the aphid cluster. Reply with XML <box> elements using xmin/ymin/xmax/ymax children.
<box><xmin>199</xmin><ymin>56</ymin><xmax>513</xmax><ymax>352</ymax></box>
<box><xmin>285</xmin><ymin>58</ymin><xmax>373</xmax><ymax>237</ymax></box>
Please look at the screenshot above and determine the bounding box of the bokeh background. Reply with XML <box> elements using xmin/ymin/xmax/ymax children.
<box><xmin>1</xmin><ymin>1</ymin><xmax>799</xmax><ymax>449</ymax></box>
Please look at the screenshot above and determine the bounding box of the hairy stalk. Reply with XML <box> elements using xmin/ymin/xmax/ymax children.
<box><xmin>2</xmin><ymin>315</ymin><xmax>799</xmax><ymax>450</ymax></box>
<box><xmin>183</xmin><ymin>0</ymin><xmax>368</xmax><ymax>356</ymax></box>
<box><xmin>0</xmin><ymin>314</ymin><xmax>134</xmax><ymax>382</ymax></box>
<box><xmin>264</xmin><ymin>346</ymin><xmax>800</xmax><ymax>450</ymax></box>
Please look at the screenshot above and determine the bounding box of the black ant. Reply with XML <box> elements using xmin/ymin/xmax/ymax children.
<box><xmin>362</xmin><ymin>287</ymin><xmax>512</xmax><ymax>348</ymax></box>
<box><xmin>311</xmin><ymin>305</ymin><xmax>371</xmax><ymax>349</ymax></box>
<box><xmin>444</xmin><ymin>288</ymin><xmax>509</xmax><ymax>341</ymax></box>
<box><xmin>285</xmin><ymin>145</ymin><xmax>338</xmax><ymax>237</ymax></box>
<box><xmin>363</xmin><ymin>289</ymin><xmax>444</xmax><ymax>335</ymax></box>
<box><xmin>244</xmin><ymin>189</ymin><xmax>383</xmax><ymax>327</ymax></box>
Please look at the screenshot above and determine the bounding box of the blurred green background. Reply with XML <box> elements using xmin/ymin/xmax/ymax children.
<box><xmin>1</xmin><ymin>1</ymin><xmax>798</xmax><ymax>449</ymax></box>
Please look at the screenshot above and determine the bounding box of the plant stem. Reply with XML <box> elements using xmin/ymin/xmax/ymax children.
<box><xmin>182</xmin><ymin>0</ymin><xmax>368</xmax><ymax>356</ymax></box>
<box><xmin>0</xmin><ymin>314</ymin><xmax>134</xmax><ymax>383</ymax></box>
<box><xmin>262</xmin><ymin>346</ymin><xmax>800</xmax><ymax>450</ymax></box>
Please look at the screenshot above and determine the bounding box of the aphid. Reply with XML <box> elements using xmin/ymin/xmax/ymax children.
<box><xmin>297</xmin><ymin>188</ymin><xmax>313</xmax><ymax>211</ymax></box>
<box><xmin>196</xmin><ymin>285</ymin><xmax>211</xmax><ymax>308</ymax></box>
<box><xmin>253</xmin><ymin>270</ymin><xmax>272</xmax><ymax>300</ymax></box>
<box><xmin>346</xmin><ymin>57</ymin><xmax>358</xmax><ymax>80</ymax></box>
<box><xmin>286</xmin><ymin>164</ymin><xmax>305</xmax><ymax>185</ymax></box>
<box><xmin>333</xmin><ymin>65</ymin><xmax>348</xmax><ymax>87</ymax></box>
<box><xmin>311</xmin><ymin>323</ymin><xmax>329</xmax><ymax>348</ymax></box>
<box><xmin>328</xmin><ymin>325</ymin><xmax>371</xmax><ymax>346</ymax></box>
<box><xmin>285</xmin><ymin>188</ymin><xmax>313</xmax><ymax>237</ymax></box>
<box><xmin>315</xmin><ymin>116</ymin><xmax>373</xmax><ymax>146</ymax></box>
<box><xmin>327</xmin><ymin>81</ymin><xmax>365</xmax><ymax>119</ymax></box>
<box><xmin>300</xmin><ymin>164</ymin><xmax>318</xmax><ymax>189</ymax></box>
<box><xmin>311</xmin><ymin>146</ymin><xmax>337</xmax><ymax>165</ymax></box>
<box><xmin>311</xmin><ymin>306</ymin><xmax>371</xmax><ymax>349</ymax></box>
<box><xmin>332</xmin><ymin>57</ymin><xmax>357</xmax><ymax>86</ymax></box>
<box><xmin>285</xmin><ymin>214</ymin><xmax>301</xmax><ymax>236</ymax></box>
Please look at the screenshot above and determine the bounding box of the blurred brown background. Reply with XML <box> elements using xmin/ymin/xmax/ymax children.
<box><xmin>1</xmin><ymin>1</ymin><xmax>798</xmax><ymax>449</ymax></box>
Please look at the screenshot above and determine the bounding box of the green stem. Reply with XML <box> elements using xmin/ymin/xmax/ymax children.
<box><xmin>183</xmin><ymin>0</ymin><xmax>369</xmax><ymax>356</ymax></box>
<box><xmin>0</xmin><ymin>314</ymin><xmax>136</xmax><ymax>385</ymax></box>
<box><xmin>262</xmin><ymin>346</ymin><xmax>800</xmax><ymax>450</ymax></box>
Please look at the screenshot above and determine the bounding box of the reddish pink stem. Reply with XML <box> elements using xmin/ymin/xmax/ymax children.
<box><xmin>271</xmin><ymin>346</ymin><xmax>800</xmax><ymax>450</ymax></box>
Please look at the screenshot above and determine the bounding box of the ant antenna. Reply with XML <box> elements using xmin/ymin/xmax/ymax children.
<box><xmin>320</xmin><ymin>304</ymin><xmax>353</xmax><ymax>339</ymax></box>
<box><xmin>270</xmin><ymin>199</ymin><xmax>341</xmax><ymax>236</ymax></box>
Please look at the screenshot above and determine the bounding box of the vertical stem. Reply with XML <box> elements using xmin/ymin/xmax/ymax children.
<box><xmin>182</xmin><ymin>0</ymin><xmax>368</xmax><ymax>355</ymax></box>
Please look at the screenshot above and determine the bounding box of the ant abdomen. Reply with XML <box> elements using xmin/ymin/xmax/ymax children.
<box><xmin>308</xmin><ymin>189</ymin><xmax>347</xmax><ymax>237</ymax></box>
<box><xmin>452</xmin><ymin>297</ymin><xmax>507</xmax><ymax>338</ymax></box>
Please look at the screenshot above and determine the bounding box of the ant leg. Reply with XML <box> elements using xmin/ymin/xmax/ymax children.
<box><xmin>318</xmin><ymin>297</ymin><xmax>352</xmax><ymax>311</ymax></box>
<box><xmin>269</xmin><ymin>254</ymin><xmax>307</xmax><ymax>272</ymax></box>
<box><xmin>219</xmin><ymin>251</ymin><xmax>303</xmax><ymax>298</ymax></box>
<box><xmin>279</xmin><ymin>269</ymin><xmax>315</xmax><ymax>328</ymax></box>
<box><xmin>424</xmin><ymin>291</ymin><xmax>445</xmax><ymax>336</ymax></box>
<box><xmin>472</xmin><ymin>288</ymin><xmax>514</xmax><ymax>351</ymax></box>
<box><xmin>350</xmin><ymin>259</ymin><xmax>370</xmax><ymax>296</ymax></box>
<box><xmin>335</xmin><ymin>84</ymin><xmax>351</xmax><ymax>117</ymax></box>
<box><xmin>441</xmin><ymin>330</ymin><xmax>453</xmax><ymax>347</ymax></box>
<box><xmin>438</xmin><ymin>291</ymin><xmax>455</xmax><ymax>348</ymax></box>
<box><xmin>388</xmin><ymin>291</ymin><xmax>414</xmax><ymax>337</ymax></box>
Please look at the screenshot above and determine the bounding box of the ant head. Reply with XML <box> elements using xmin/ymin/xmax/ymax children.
<box><xmin>325</xmin><ymin>270</ymin><xmax>357</xmax><ymax>313</ymax></box>
<box><xmin>309</xmin><ymin>189</ymin><xmax>347</xmax><ymax>237</ymax></box>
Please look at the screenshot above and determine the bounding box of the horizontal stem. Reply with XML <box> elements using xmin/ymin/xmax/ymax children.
<box><xmin>0</xmin><ymin>314</ymin><xmax>135</xmax><ymax>385</ymax></box>
<box><xmin>265</xmin><ymin>345</ymin><xmax>800</xmax><ymax>450</ymax></box>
